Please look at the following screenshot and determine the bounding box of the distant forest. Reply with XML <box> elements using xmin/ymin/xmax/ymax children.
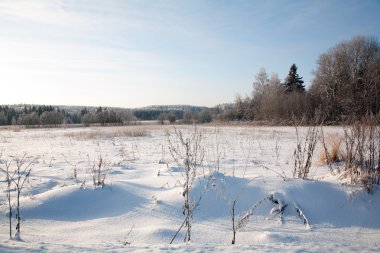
<box><xmin>0</xmin><ymin>104</ymin><xmax>215</xmax><ymax>127</ymax></box>
<box><xmin>1</xmin><ymin>35</ymin><xmax>379</xmax><ymax>127</ymax></box>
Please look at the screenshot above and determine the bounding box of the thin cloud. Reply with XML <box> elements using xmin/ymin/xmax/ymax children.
<box><xmin>0</xmin><ymin>0</ymin><xmax>93</xmax><ymax>27</ymax></box>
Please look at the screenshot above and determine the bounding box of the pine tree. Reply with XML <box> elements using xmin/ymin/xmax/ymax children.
<box><xmin>284</xmin><ymin>64</ymin><xmax>305</xmax><ymax>92</ymax></box>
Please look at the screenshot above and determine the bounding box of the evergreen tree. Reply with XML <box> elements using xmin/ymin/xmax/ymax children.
<box><xmin>284</xmin><ymin>64</ymin><xmax>305</xmax><ymax>92</ymax></box>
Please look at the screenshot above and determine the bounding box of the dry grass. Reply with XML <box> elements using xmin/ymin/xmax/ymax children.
<box><xmin>64</xmin><ymin>126</ymin><xmax>150</xmax><ymax>140</ymax></box>
<box><xmin>319</xmin><ymin>133</ymin><xmax>342</xmax><ymax>164</ymax></box>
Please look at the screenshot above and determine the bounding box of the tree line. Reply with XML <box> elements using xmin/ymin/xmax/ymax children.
<box><xmin>218</xmin><ymin>35</ymin><xmax>380</xmax><ymax>124</ymax></box>
<box><xmin>0</xmin><ymin>105</ymin><xmax>214</xmax><ymax>127</ymax></box>
<box><xmin>0</xmin><ymin>105</ymin><xmax>70</xmax><ymax>126</ymax></box>
<box><xmin>0</xmin><ymin>105</ymin><xmax>136</xmax><ymax>127</ymax></box>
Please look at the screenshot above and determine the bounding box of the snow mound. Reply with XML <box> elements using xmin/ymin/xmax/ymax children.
<box><xmin>23</xmin><ymin>183</ymin><xmax>148</xmax><ymax>221</ymax></box>
<box><xmin>190</xmin><ymin>172</ymin><xmax>380</xmax><ymax>229</ymax></box>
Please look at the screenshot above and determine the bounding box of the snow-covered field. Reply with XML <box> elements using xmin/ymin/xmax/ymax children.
<box><xmin>0</xmin><ymin>125</ymin><xmax>379</xmax><ymax>252</ymax></box>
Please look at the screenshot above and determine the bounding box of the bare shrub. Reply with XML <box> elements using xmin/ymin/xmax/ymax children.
<box><xmin>92</xmin><ymin>156</ymin><xmax>111</xmax><ymax>188</ymax></box>
<box><xmin>340</xmin><ymin>116</ymin><xmax>380</xmax><ymax>192</ymax></box>
<box><xmin>0</xmin><ymin>154</ymin><xmax>37</xmax><ymax>240</ymax></box>
<box><xmin>293</xmin><ymin>124</ymin><xmax>319</xmax><ymax>179</ymax></box>
<box><xmin>168</xmin><ymin>126</ymin><xmax>204</xmax><ymax>243</ymax></box>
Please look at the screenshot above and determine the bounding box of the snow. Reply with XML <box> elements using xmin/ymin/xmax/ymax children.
<box><xmin>0</xmin><ymin>125</ymin><xmax>379</xmax><ymax>252</ymax></box>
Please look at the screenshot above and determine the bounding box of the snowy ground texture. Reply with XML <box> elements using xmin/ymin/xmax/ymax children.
<box><xmin>0</xmin><ymin>125</ymin><xmax>379</xmax><ymax>252</ymax></box>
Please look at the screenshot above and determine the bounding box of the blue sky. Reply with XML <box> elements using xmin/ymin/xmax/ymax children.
<box><xmin>0</xmin><ymin>0</ymin><xmax>379</xmax><ymax>108</ymax></box>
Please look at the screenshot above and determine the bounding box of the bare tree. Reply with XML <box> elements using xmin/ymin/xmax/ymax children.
<box><xmin>40</xmin><ymin>111</ymin><xmax>63</xmax><ymax>126</ymax></box>
<box><xmin>18</xmin><ymin>112</ymin><xmax>40</xmax><ymax>127</ymax></box>
<box><xmin>311</xmin><ymin>35</ymin><xmax>380</xmax><ymax>122</ymax></box>
<box><xmin>157</xmin><ymin>112</ymin><xmax>167</xmax><ymax>125</ymax></box>
<box><xmin>252</xmin><ymin>67</ymin><xmax>269</xmax><ymax>99</ymax></box>
<box><xmin>182</xmin><ymin>109</ymin><xmax>194</xmax><ymax>124</ymax></box>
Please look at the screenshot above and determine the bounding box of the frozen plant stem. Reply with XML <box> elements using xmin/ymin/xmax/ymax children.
<box><xmin>184</xmin><ymin>138</ymin><xmax>191</xmax><ymax>241</ymax></box>
<box><xmin>168</xmin><ymin>126</ymin><xmax>204</xmax><ymax>243</ymax></box>
<box><xmin>0</xmin><ymin>160</ymin><xmax>14</xmax><ymax>238</ymax></box>
<box><xmin>10</xmin><ymin>154</ymin><xmax>36</xmax><ymax>240</ymax></box>
<box><xmin>232</xmin><ymin>195</ymin><xmax>272</xmax><ymax>244</ymax></box>
<box><xmin>231</xmin><ymin>200</ymin><xmax>236</xmax><ymax>244</ymax></box>
<box><xmin>92</xmin><ymin>156</ymin><xmax>109</xmax><ymax>188</ymax></box>
<box><xmin>293</xmin><ymin>124</ymin><xmax>318</xmax><ymax>179</ymax></box>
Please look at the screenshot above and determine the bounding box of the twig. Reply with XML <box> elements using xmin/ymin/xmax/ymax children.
<box><xmin>170</xmin><ymin>219</ymin><xmax>186</xmax><ymax>244</ymax></box>
<box><xmin>294</xmin><ymin>201</ymin><xmax>310</xmax><ymax>227</ymax></box>
<box><xmin>259</xmin><ymin>165</ymin><xmax>287</xmax><ymax>181</ymax></box>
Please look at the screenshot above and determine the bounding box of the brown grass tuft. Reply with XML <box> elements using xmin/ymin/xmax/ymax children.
<box><xmin>319</xmin><ymin>133</ymin><xmax>342</xmax><ymax>164</ymax></box>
